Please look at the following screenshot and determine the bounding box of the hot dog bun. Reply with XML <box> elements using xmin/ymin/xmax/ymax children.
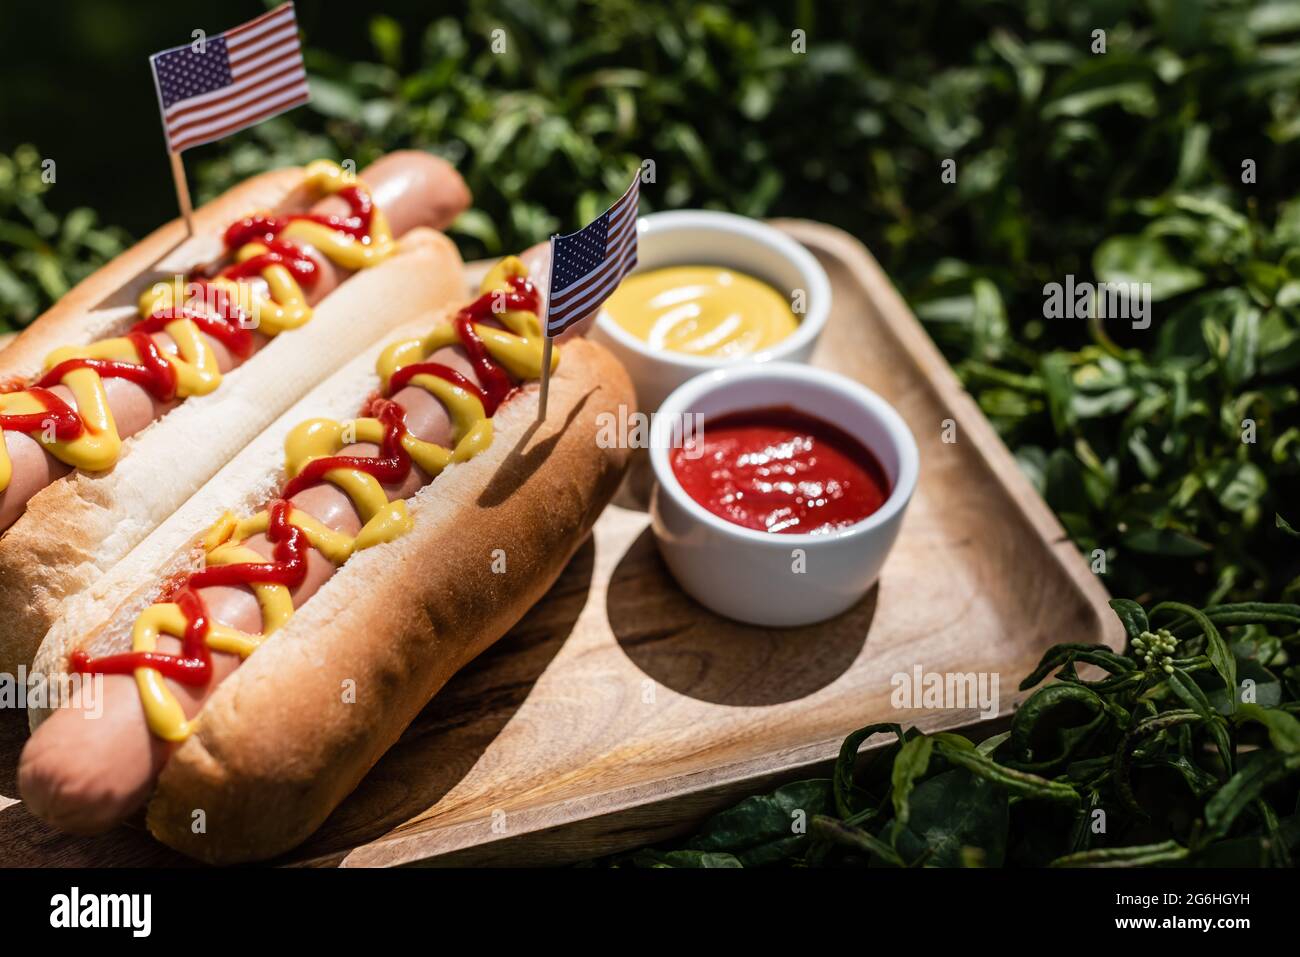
<box><xmin>30</xmin><ymin>317</ymin><xmax>633</xmax><ymax>863</ymax></box>
<box><xmin>0</xmin><ymin>156</ymin><xmax>469</xmax><ymax>679</ymax></box>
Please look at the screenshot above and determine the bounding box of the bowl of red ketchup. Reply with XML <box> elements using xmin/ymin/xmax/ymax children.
<box><xmin>649</xmin><ymin>362</ymin><xmax>918</xmax><ymax>626</ymax></box>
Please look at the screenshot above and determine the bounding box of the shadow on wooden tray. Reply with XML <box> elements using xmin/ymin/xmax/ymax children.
<box><xmin>607</xmin><ymin>528</ymin><xmax>873</xmax><ymax>705</ymax></box>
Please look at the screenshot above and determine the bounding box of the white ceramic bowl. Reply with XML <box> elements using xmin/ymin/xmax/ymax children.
<box><xmin>649</xmin><ymin>362</ymin><xmax>919</xmax><ymax>627</ymax></box>
<box><xmin>592</xmin><ymin>210</ymin><xmax>832</xmax><ymax>410</ymax></box>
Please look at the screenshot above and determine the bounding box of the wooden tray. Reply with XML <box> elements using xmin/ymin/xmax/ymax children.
<box><xmin>0</xmin><ymin>221</ymin><xmax>1121</xmax><ymax>867</ymax></box>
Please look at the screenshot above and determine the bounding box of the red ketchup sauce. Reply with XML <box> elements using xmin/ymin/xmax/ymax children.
<box><xmin>670</xmin><ymin>406</ymin><xmax>890</xmax><ymax>535</ymax></box>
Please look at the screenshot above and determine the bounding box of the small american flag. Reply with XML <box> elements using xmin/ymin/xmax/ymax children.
<box><xmin>546</xmin><ymin>173</ymin><xmax>640</xmax><ymax>336</ymax></box>
<box><xmin>150</xmin><ymin>2</ymin><xmax>309</xmax><ymax>154</ymax></box>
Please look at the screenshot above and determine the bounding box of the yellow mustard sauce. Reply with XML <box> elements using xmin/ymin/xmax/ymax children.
<box><xmin>126</xmin><ymin>256</ymin><xmax>553</xmax><ymax>741</ymax></box>
<box><xmin>603</xmin><ymin>266</ymin><xmax>798</xmax><ymax>358</ymax></box>
<box><xmin>0</xmin><ymin>161</ymin><xmax>395</xmax><ymax>489</ymax></box>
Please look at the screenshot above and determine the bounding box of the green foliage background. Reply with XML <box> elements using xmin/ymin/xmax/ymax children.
<box><xmin>2</xmin><ymin>0</ymin><xmax>1299</xmax><ymax>866</ymax></box>
<box><xmin>208</xmin><ymin>0</ymin><xmax>1300</xmax><ymax>609</ymax></box>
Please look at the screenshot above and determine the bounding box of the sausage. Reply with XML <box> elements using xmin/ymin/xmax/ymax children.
<box><xmin>316</xmin><ymin>152</ymin><xmax>473</xmax><ymax>241</ymax></box>
<box><xmin>0</xmin><ymin>153</ymin><xmax>468</xmax><ymax>534</ymax></box>
<box><xmin>19</xmin><ymin>344</ymin><xmax>477</xmax><ymax>835</ymax></box>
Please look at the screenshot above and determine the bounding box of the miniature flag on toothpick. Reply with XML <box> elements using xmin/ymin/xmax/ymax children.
<box><xmin>148</xmin><ymin>1</ymin><xmax>309</xmax><ymax>235</ymax></box>
<box><xmin>538</xmin><ymin>171</ymin><xmax>640</xmax><ymax>419</ymax></box>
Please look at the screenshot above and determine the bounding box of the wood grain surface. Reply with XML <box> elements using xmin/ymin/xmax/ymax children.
<box><xmin>0</xmin><ymin>220</ymin><xmax>1121</xmax><ymax>867</ymax></box>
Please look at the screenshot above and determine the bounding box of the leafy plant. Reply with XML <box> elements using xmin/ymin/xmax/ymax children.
<box><xmin>612</xmin><ymin>578</ymin><xmax>1300</xmax><ymax>867</ymax></box>
<box><xmin>986</xmin><ymin>196</ymin><xmax>1300</xmax><ymax>607</ymax></box>
<box><xmin>181</xmin><ymin>0</ymin><xmax>1300</xmax><ymax>609</ymax></box>
<box><xmin>0</xmin><ymin>145</ymin><xmax>129</xmax><ymax>331</ymax></box>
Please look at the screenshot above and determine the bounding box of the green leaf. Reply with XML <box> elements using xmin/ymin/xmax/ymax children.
<box><xmin>1208</xmin><ymin>658</ymin><xmax>1283</xmax><ymax>712</ymax></box>
<box><xmin>306</xmin><ymin>76</ymin><xmax>364</xmax><ymax>120</ymax></box>
<box><xmin>1018</xmin><ymin>644</ymin><xmax>1134</xmax><ymax>691</ymax></box>
<box><xmin>810</xmin><ymin>816</ymin><xmax>906</xmax><ymax>867</ymax></box>
<box><xmin>369</xmin><ymin>15</ymin><xmax>404</xmax><ymax>69</ymax></box>
<box><xmin>1109</xmin><ymin>599</ymin><xmax>1150</xmax><ymax>641</ymax></box>
<box><xmin>1247</xmin><ymin>2</ymin><xmax>1300</xmax><ymax>36</ymax></box>
<box><xmin>1010</xmin><ymin>682</ymin><xmax>1115</xmax><ymax>772</ymax></box>
<box><xmin>938</xmin><ymin>737</ymin><xmax>1081</xmax><ymax>805</ymax></box>
<box><xmin>1225</xmin><ymin>302</ymin><xmax>1261</xmax><ymax>385</ymax></box>
<box><xmin>1043</xmin><ymin>448</ymin><xmax>1091</xmax><ymax>522</ymax></box>
<box><xmin>1052</xmin><ymin>840</ymin><xmax>1189</xmax><ymax>867</ymax></box>
<box><xmin>1043</xmin><ymin>60</ymin><xmax>1158</xmax><ymax>119</ymax></box>
<box><xmin>1204</xmin><ymin>752</ymin><xmax>1300</xmax><ymax>840</ymax></box>
<box><xmin>684</xmin><ymin>780</ymin><xmax>832</xmax><ymax>866</ymax></box>
<box><xmin>894</xmin><ymin>769</ymin><xmax>1010</xmax><ymax>867</ymax></box>
<box><xmin>1234</xmin><ymin>704</ymin><xmax>1300</xmax><ymax>753</ymax></box>
<box><xmin>447</xmin><ymin>208</ymin><xmax>502</xmax><ymax>253</ymax></box>
<box><xmin>891</xmin><ymin>735</ymin><xmax>935</xmax><ymax>831</ymax></box>
<box><xmin>1039</xmin><ymin>354</ymin><xmax>1076</xmax><ymax>435</ymax></box>
<box><xmin>1093</xmin><ymin>234</ymin><xmax>1205</xmax><ymax>302</ymax></box>
<box><xmin>1153</xmin><ymin>602</ymin><xmax>1237</xmax><ymax>706</ymax></box>
<box><xmin>1207</xmin><ymin>460</ymin><xmax>1267</xmax><ymax>515</ymax></box>
<box><xmin>977</xmin><ymin>732</ymin><xmax>1011</xmax><ymax>757</ymax></box>
<box><xmin>832</xmin><ymin>723</ymin><xmax>904</xmax><ymax>819</ymax></box>
<box><xmin>1120</xmin><ymin>527</ymin><xmax>1213</xmax><ymax>557</ymax></box>
<box><xmin>1166</xmin><ymin>667</ymin><xmax>1234</xmax><ymax>773</ymax></box>
<box><xmin>1111</xmin><ymin>709</ymin><xmax>1204</xmax><ymax>815</ymax></box>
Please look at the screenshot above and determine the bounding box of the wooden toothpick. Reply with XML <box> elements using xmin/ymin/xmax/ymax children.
<box><xmin>538</xmin><ymin>335</ymin><xmax>554</xmax><ymax>421</ymax></box>
<box><xmin>537</xmin><ymin>236</ymin><xmax>558</xmax><ymax>421</ymax></box>
<box><xmin>168</xmin><ymin>150</ymin><xmax>195</xmax><ymax>237</ymax></box>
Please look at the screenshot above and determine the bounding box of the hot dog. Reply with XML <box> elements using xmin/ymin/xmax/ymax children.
<box><xmin>19</xmin><ymin>254</ymin><xmax>634</xmax><ymax>863</ymax></box>
<box><xmin>0</xmin><ymin>152</ymin><xmax>472</xmax><ymax>678</ymax></box>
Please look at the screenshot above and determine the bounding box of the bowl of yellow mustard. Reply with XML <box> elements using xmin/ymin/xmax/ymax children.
<box><xmin>592</xmin><ymin>210</ymin><xmax>831</xmax><ymax>409</ymax></box>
